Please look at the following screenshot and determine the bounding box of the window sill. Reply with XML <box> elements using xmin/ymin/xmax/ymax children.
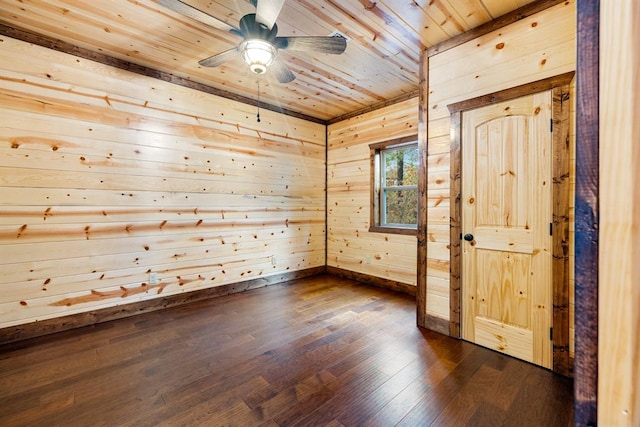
<box><xmin>369</xmin><ymin>225</ymin><xmax>417</xmax><ymax>236</ymax></box>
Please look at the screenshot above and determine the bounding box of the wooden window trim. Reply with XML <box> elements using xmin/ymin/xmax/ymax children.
<box><xmin>369</xmin><ymin>135</ymin><xmax>419</xmax><ymax>236</ymax></box>
<box><xmin>368</xmin><ymin>225</ymin><xmax>417</xmax><ymax>236</ymax></box>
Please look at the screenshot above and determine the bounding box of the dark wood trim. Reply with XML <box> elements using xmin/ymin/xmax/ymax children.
<box><xmin>325</xmin><ymin>126</ymin><xmax>329</xmax><ymax>267</ymax></box>
<box><xmin>326</xmin><ymin>266</ymin><xmax>417</xmax><ymax>296</ymax></box>
<box><xmin>423</xmin><ymin>314</ymin><xmax>450</xmax><ymax>336</ymax></box>
<box><xmin>416</xmin><ymin>53</ymin><xmax>429</xmax><ymax>328</ymax></box>
<box><xmin>427</xmin><ymin>0</ymin><xmax>568</xmax><ymax>57</ymax></box>
<box><xmin>368</xmin><ymin>226</ymin><xmax>417</xmax><ymax>236</ymax></box>
<box><xmin>447</xmin><ymin>72</ymin><xmax>576</xmax><ymax>114</ymax></box>
<box><xmin>447</xmin><ymin>73</ymin><xmax>575</xmax><ymax>375</ymax></box>
<box><xmin>0</xmin><ymin>23</ymin><xmax>326</xmax><ymax>125</ymax></box>
<box><xmin>368</xmin><ymin>135</ymin><xmax>419</xmax><ymax>151</ymax></box>
<box><xmin>370</xmin><ymin>142</ymin><xmax>379</xmax><ymax>230</ymax></box>
<box><xmin>449</xmin><ymin>111</ymin><xmax>462</xmax><ymax>338</ymax></box>
<box><xmin>0</xmin><ymin>267</ymin><xmax>325</xmax><ymax>346</ymax></box>
<box><xmin>327</xmin><ymin>90</ymin><xmax>421</xmax><ymax>125</ymax></box>
<box><xmin>574</xmin><ymin>0</ymin><xmax>599</xmax><ymax>423</ymax></box>
<box><xmin>552</xmin><ymin>84</ymin><xmax>573</xmax><ymax>377</ymax></box>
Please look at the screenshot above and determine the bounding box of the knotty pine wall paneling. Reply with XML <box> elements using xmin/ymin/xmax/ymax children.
<box><xmin>0</xmin><ymin>36</ymin><xmax>326</xmax><ymax>329</ymax></box>
<box><xmin>598</xmin><ymin>0</ymin><xmax>640</xmax><ymax>423</ymax></box>
<box><xmin>424</xmin><ymin>1</ymin><xmax>576</xmax><ymax>324</ymax></box>
<box><xmin>327</xmin><ymin>99</ymin><xmax>419</xmax><ymax>287</ymax></box>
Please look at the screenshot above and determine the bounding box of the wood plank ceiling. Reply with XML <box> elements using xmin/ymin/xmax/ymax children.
<box><xmin>0</xmin><ymin>0</ymin><xmax>537</xmax><ymax>121</ymax></box>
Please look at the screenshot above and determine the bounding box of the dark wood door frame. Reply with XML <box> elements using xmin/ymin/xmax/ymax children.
<box><xmin>573</xmin><ymin>0</ymin><xmax>599</xmax><ymax>424</ymax></box>
<box><xmin>447</xmin><ymin>73</ymin><xmax>574</xmax><ymax>377</ymax></box>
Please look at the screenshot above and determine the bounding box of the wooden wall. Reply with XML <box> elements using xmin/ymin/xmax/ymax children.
<box><xmin>327</xmin><ymin>99</ymin><xmax>419</xmax><ymax>287</ymax></box>
<box><xmin>0</xmin><ymin>36</ymin><xmax>326</xmax><ymax>330</ymax></box>
<box><xmin>598</xmin><ymin>0</ymin><xmax>640</xmax><ymax>424</ymax></box>
<box><xmin>424</xmin><ymin>1</ymin><xmax>576</xmax><ymax>323</ymax></box>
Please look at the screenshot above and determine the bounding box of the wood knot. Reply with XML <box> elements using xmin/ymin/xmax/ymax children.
<box><xmin>495</xmin><ymin>42</ymin><xmax>505</xmax><ymax>50</ymax></box>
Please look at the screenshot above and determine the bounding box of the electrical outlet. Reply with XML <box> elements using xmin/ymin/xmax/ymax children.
<box><xmin>364</xmin><ymin>256</ymin><xmax>372</xmax><ymax>264</ymax></box>
<box><xmin>149</xmin><ymin>272</ymin><xmax>158</xmax><ymax>285</ymax></box>
<box><xmin>271</xmin><ymin>255</ymin><xmax>277</xmax><ymax>266</ymax></box>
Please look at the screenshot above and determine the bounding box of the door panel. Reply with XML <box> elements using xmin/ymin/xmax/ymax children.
<box><xmin>461</xmin><ymin>91</ymin><xmax>552</xmax><ymax>368</ymax></box>
<box><xmin>475</xmin><ymin>250</ymin><xmax>531</xmax><ymax>328</ymax></box>
<box><xmin>475</xmin><ymin>317</ymin><xmax>533</xmax><ymax>363</ymax></box>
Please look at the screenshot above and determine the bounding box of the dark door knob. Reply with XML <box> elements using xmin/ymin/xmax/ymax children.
<box><xmin>463</xmin><ymin>233</ymin><xmax>474</xmax><ymax>242</ymax></box>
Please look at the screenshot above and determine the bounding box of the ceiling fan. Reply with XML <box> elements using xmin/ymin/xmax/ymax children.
<box><xmin>158</xmin><ymin>0</ymin><xmax>348</xmax><ymax>83</ymax></box>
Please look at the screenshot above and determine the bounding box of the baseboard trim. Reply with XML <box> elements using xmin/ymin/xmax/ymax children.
<box><xmin>0</xmin><ymin>267</ymin><xmax>325</xmax><ymax>346</ymax></box>
<box><xmin>325</xmin><ymin>266</ymin><xmax>417</xmax><ymax>296</ymax></box>
<box><xmin>421</xmin><ymin>314</ymin><xmax>451</xmax><ymax>336</ymax></box>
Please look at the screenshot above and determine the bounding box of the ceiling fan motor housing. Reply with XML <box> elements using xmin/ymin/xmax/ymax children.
<box><xmin>238</xmin><ymin>14</ymin><xmax>278</xmax><ymax>41</ymax></box>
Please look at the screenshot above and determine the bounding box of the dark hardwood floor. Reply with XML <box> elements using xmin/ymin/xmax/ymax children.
<box><xmin>0</xmin><ymin>274</ymin><xmax>573</xmax><ymax>426</ymax></box>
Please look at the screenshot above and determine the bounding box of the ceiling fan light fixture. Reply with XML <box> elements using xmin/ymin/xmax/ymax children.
<box><xmin>161</xmin><ymin>0</ymin><xmax>347</xmax><ymax>84</ymax></box>
<box><xmin>241</xmin><ymin>39</ymin><xmax>276</xmax><ymax>75</ymax></box>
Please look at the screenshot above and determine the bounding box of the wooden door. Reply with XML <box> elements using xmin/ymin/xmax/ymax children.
<box><xmin>461</xmin><ymin>91</ymin><xmax>552</xmax><ymax>368</ymax></box>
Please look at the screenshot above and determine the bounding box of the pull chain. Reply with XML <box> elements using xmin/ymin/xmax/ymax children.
<box><xmin>256</xmin><ymin>78</ymin><xmax>261</xmax><ymax>123</ymax></box>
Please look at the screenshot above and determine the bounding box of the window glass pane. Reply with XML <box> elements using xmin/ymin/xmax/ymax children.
<box><xmin>384</xmin><ymin>188</ymin><xmax>418</xmax><ymax>225</ymax></box>
<box><xmin>384</xmin><ymin>146</ymin><xmax>418</xmax><ymax>187</ymax></box>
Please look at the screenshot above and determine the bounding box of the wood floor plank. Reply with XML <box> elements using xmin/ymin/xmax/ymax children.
<box><xmin>336</xmin><ymin>356</ymin><xmax>428</xmax><ymax>426</ymax></box>
<box><xmin>361</xmin><ymin>356</ymin><xmax>456</xmax><ymax>426</ymax></box>
<box><xmin>0</xmin><ymin>274</ymin><xmax>573</xmax><ymax>426</ymax></box>
<box><xmin>502</xmin><ymin>366</ymin><xmax>574</xmax><ymax>427</ymax></box>
<box><xmin>429</xmin><ymin>363</ymin><xmax>504</xmax><ymax>426</ymax></box>
<box><xmin>395</xmin><ymin>345</ymin><xmax>490</xmax><ymax>426</ymax></box>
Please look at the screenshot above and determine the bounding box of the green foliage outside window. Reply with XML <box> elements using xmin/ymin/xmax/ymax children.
<box><xmin>384</xmin><ymin>188</ymin><xmax>418</xmax><ymax>225</ymax></box>
<box><xmin>381</xmin><ymin>144</ymin><xmax>418</xmax><ymax>226</ymax></box>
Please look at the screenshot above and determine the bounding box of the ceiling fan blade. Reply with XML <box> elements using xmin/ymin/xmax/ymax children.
<box><xmin>198</xmin><ymin>47</ymin><xmax>239</xmax><ymax>67</ymax></box>
<box><xmin>275</xmin><ymin>36</ymin><xmax>347</xmax><ymax>54</ymax></box>
<box><xmin>270</xmin><ymin>59</ymin><xmax>295</xmax><ymax>83</ymax></box>
<box><xmin>158</xmin><ymin>0</ymin><xmax>237</xmax><ymax>32</ymax></box>
<box><xmin>255</xmin><ymin>0</ymin><xmax>286</xmax><ymax>30</ymax></box>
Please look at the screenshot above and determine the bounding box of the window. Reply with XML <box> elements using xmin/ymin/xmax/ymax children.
<box><xmin>370</xmin><ymin>137</ymin><xmax>418</xmax><ymax>234</ymax></box>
